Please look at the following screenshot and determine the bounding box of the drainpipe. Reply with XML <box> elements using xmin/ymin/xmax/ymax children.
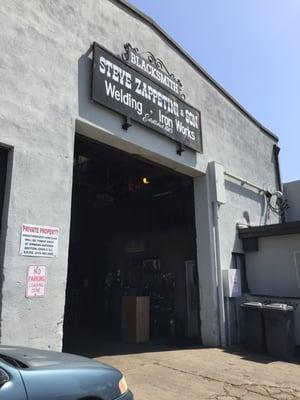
<box><xmin>273</xmin><ymin>145</ymin><xmax>285</xmax><ymax>223</ymax></box>
<box><xmin>209</xmin><ymin>162</ymin><xmax>227</xmax><ymax>347</ymax></box>
<box><xmin>273</xmin><ymin>145</ymin><xmax>282</xmax><ymax>192</ymax></box>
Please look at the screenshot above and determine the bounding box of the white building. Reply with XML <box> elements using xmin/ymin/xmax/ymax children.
<box><xmin>239</xmin><ymin>181</ymin><xmax>300</xmax><ymax>345</ymax></box>
<box><xmin>0</xmin><ymin>0</ymin><xmax>281</xmax><ymax>352</ymax></box>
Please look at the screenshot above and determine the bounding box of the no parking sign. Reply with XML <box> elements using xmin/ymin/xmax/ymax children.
<box><xmin>26</xmin><ymin>265</ymin><xmax>47</xmax><ymax>298</ymax></box>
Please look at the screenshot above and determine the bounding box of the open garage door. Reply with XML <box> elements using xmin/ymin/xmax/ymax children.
<box><xmin>63</xmin><ymin>135</ymin><xmax>200</xmax><ymax>355</ymax></box>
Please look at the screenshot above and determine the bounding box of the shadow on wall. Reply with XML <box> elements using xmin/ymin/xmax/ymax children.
<box><xmin>0</xmin><ymin>149</ymin><xmax>12</xmax><ymax>340</ymax></box>
<box><xmin>78</xmin><ymin>46</ymin><xmax>111</xmax><ymax>126</ymax></box>
<box><xmin>77</xmin><ymin>46</ymin><xmax>149</xmax><ymax>145</ymax></box>
<box><xmin>225</xmin><ymin>180</ymin><xmax>269</xmax><ymax>226</ymax></box>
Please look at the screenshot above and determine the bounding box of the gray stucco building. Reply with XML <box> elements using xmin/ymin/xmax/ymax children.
<box><xmin>238</xmin><ymin>181</ymin><xmax>300</xmax><ymax>346</ymax></box>
<box><xmin>0</xmin><ymin>1</ymin><xmax>281</xmax><ymax>352</ymax></box>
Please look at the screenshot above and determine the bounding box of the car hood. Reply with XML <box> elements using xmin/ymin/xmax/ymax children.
<box><xmin>0</xmin><ymin>345</ymin><xmax>114</xmax><ymax>370</ymax></box>
<box><xmin>0</xmin><ymin>346</ymin><xmax>123</xmax><ymax>400</ymax></box>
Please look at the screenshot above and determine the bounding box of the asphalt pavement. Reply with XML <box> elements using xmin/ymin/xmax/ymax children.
<box><xmin>96</xmin><ymin>345</ymin><xmax>300</xmax><ymax>400</ymax></box>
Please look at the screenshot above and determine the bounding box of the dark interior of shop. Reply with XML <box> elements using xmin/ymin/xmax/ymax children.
<box><xmin>63</xmin><ymin>134</ymin><xmax>200</xmax><ymax>356</ymax></box>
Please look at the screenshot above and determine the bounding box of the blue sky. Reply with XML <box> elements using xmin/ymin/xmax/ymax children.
<box><xmin>127</xmin><ymin>0</ymin><xmax>300</xmax><ymax>183</ymax></box>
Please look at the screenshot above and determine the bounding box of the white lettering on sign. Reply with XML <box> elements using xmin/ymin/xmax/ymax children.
<box><xmin>26</xmin><ymin>265</ymin><xmax>47</xmax><ymax>298</ymax></box>
<box><xmin>92</xmin><ymin>44</ymin><xmax>202</xmax><ymax>152</ymax></box>
<box><xmin>99</xmin><ymin>56</ymin><xmax>132</xmax><ymax>89</ymax></box>
<box><xmin>129</xmin><ymin>51</ymin><xmax>180</xmax><ymax>95</ymax></box>
<box><xmin>20</xmin><ymin>223</ymin><xmax>59</xmax><ymax>258</ymax></box>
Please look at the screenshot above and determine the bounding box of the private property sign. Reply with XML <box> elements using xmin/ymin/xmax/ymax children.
<box><xmin>92</xmin><ymin>43</ymin><xmax>202</xmax><ymax>152</ymax></box>
<box><xmin>20</xmin><ymin>224</ymin><xmax>59</xmax><ymax>257</ymax></box>
<box><xmin>26</xmin><ymin>265</ymin><xmax>47</xmax><ymax>298</ymax></box>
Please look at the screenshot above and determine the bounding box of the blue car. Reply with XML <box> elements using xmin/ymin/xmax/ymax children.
<box><xmin>0</xmin><ymin>345</ymin><xmax>133</xmax><ymax>399</ymax></box>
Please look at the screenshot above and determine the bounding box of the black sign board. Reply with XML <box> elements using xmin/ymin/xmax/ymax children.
<box><xmin>92</xmin><ymin>43</ymin><xmax>202</xmax><ymax>153</ymax></box>
<box><xmin>124</xmin><ymin>44</ymin><xmax>182</xmax><ymax>98</ymax></box>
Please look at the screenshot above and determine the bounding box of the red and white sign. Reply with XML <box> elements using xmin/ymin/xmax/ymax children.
<box><xmin>26</xmin><ymin>265</ymin><xmax>47</xmax><ymax>298</ymax></box>
<box><xmin>232</xmin><ymin>271</ymin><xmax>239</xmax><ymax>293</ymax></box>
<box><xmin>20</xmin><ymin>223</ymin><xmax>59</xmax><ymax>257</ymax></box>
<box><xmin>222</xmin><ymin>269</ymin><xmax>241</xmax><ymax>298</ymax></box>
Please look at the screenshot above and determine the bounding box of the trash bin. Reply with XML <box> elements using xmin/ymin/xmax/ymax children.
<box><xmin>240</xmin><ymin>302</ymin><xmax>264</xmax><ymax>353</ymax></box>
<box><xmin>263</xmin><ymin>303</ymin><xmax>294</xmax><ymax>360</ymax></box>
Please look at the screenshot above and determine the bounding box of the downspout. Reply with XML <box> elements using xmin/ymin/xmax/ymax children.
<box><xmin>273</xmin><ymin>145</ymin><xmax>285</xmax><ymax>223</ymax></box>
<box><xmin>273</xmin><ymin>145</ymin><xmax>282</xmax><ymax>192</ymax></box>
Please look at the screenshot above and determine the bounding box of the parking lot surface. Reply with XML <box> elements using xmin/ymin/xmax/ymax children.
<box><xmin>96</xmin><ymin>345</ymin><xmax>300</xmax><ymax>400</ymax></box>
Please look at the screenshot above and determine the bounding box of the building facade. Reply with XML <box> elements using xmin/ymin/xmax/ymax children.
<box><xmin>238</xmin><ymin>182</ymin><xmax>300</xmax><ymax>345</ymax></box>
<box><xmin>284</xmin><ymin>180</ymin><xmax>300</xmax><ymax>222</ymax></box>
<box><xmin>0</xmin><ymin>0</ymin><xmax>280</xmax><ymax>351</ymax></box>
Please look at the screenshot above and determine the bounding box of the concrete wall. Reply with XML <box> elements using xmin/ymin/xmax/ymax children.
<box><xmin>0</xmin><ymin>2</ymin><xmax>76</xmax><ymax>349</ymax></box>
<box><xmin>0</xmin><ymin>0</ymin><xmax>279</xmax><ymax>349</ymax></box>
<box><xmin>194</xmin><ymin>172</ymin><xmax>220</xmax><ymax>346</ymax></box>
<box><xmin>219</xmin><ymin>177</ymin><xmax>280</xmax><ymax>273</ymax></box>
<box><xmin>245</xmin><ymin>234</ymin><xmax>300</xmax><ymax>298</ymax></box>
<box><xmin>284</xmin><ymin>180</ymin><xmax>300</xmax><ymax>222</ymax></box>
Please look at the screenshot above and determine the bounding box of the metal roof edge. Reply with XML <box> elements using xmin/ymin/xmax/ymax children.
<box><xmin>283</xmin><ymin>179</ymin><xmax>300</xmax><ymax>185</ymax></box>
<box><xmin>111</xmin><ymin>0</ymin><xmax>279</xmax><ymax>142</ymax></box>
<box><xmin>238</xmin><ymin>221</ymin><xmax>300</xmax><ymax>238</ymax></box>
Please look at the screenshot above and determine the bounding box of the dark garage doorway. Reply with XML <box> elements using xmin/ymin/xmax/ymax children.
<box><xmin>63</xmin><ymin>135</ymin><xmax>200</xmax><ymax>355</ymax></box>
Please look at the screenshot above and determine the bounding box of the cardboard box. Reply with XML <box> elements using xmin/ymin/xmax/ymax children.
<box><xmin>121</xmin><ymin>296</ymin><xmax>150</xmax><ymax>343</ymax></box>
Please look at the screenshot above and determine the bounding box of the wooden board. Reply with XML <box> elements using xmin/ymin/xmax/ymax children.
<box><xmin>121</xmin><ymin>296</ymin><xmax>149</xmax><ymax>343</ymax></box>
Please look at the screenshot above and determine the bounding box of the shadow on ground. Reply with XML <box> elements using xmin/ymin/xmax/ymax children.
<box><xmin>63</xmin><ymin>328</ymin><xmax>300</xmax><ymax>366</ymax></box>
<box><xmin>223</xmin><ymin>345</ymin><xmax>300</xmax><ymax>366</ymax></box>
<box><xmin>63</xmin><ymin>328</ymin><xmax>202</xmax><ymax>358</ymax></box>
